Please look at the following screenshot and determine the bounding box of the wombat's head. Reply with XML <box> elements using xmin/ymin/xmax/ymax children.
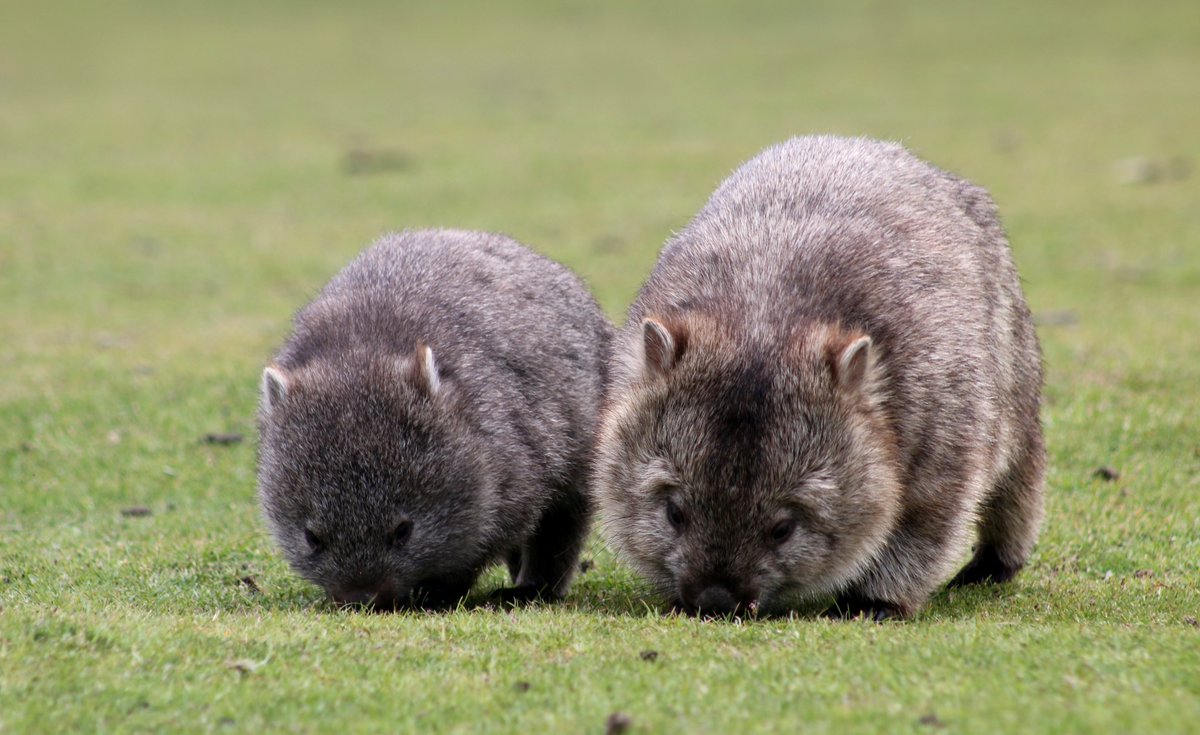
<box><xmin>596</xmin><ymin>315</ymin><xmax>903</xmax><ymax>616</ymax></box>
<box><xmin>257</xmin><ymin>344</ymin><xmax>491</xmax><ymax>609</ymax></box>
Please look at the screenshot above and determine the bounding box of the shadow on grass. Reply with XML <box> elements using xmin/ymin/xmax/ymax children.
<box><xmin>921</xmin><ymin>581</ymin><xmax>1029</xmax><ymax>621</ymax></box>
<box><xmin>113</xmin><ymin>544</ymin><xmax>1033</xmax><ymax>624</ymax></box>
<box><xmin>240</xmin><ymin>578</ymin><xmax>1029</xmax><ymax>626</ymax></box>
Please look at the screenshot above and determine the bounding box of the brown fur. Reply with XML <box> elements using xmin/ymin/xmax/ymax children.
<box><xmin>595</xmin><ymin>136</ymin><xmax>1045</xmax><ymax>619</ymax></box>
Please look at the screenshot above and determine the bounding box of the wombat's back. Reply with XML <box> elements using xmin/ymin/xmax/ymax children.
<box><xmin>622</xmin><ymin>136</ymin><xmax>1041</xmax><ymax>489</ymax></box>
<box><xmin>282</xmin><ymin>230</ymin><xmax>607</xmax><ymax>385</ymax></box>
<box><xmin>600</xmin><ymin>136</ymin><xmax>1044</xmax><ymax>617</ymax></box>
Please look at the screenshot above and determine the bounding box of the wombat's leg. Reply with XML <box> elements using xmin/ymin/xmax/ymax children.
<box><xmin>821</xmin><ymin>594</ymin><xmax>904</xmax><ymax>622</ymax></box>
<box><xmin>950</xmin><ymin>429</ymin><xmax>1045</xmax><ymax>587</ymax></box>
<box><xmin>505</xmin><ymin>548</ymin><xmax>523</xmax><ymax>584</ymax></box>
<box><xmin>493</xmin><ymin>479</ymin><xmax>591</xmax><ymax>603</ymax></box>
<box><xmin>829</xmin><ymin>477</ymin><xmax>982</xmax><ymax>619</ymax></box>
<box><xmin>826</xmin><ymin>529</ymin><xmax>954</xmax><ymax>621</ymax></box>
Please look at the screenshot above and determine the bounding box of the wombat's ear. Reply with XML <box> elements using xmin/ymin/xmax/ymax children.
<box><xmin>642</xmin><ymin>316</ymin><xmax>688</xmax><ymax>376</ymax></box>
<box><xmin>402</xmin><ymin>342</ymin><xmax>441</xmax><ymax>396</ymax></box>
<box><xmin>832</xmin><ymin>335</ymin><xmax>873</xmax><ymax>393</ymax></box>
<box><xmin>261</xmin><ymin>366</ymin><xmax>289</xmax><ymax>413</ymax></box>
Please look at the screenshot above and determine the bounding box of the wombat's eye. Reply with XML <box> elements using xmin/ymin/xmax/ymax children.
<box><xmin>665</xmin><ymin>499</ymin><xmax>685</xmax><ymax>531</ymax></box>
<box><xmin>303</xmin><ymin>528</ymin><xmax>324</xmax><ymax>553</ymax></box>
<box><xmin>770</xmin><ymin>519</ymin><xmax>795</xmax><ymax>546</ymax></box>
<box><xmin>390</xmin><ymin>519</ymin><xmax>413</xmax><ymax>547</ymax></box>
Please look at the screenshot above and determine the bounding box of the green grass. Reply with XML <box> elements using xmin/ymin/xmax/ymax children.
<box><xmin>2</xmin><ymin>0</ymin><xmax>1199</xmax><ymax>732</ymax></box>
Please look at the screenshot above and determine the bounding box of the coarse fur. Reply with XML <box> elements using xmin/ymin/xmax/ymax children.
<box><xmin>258</xmin><ymin>229</ymin><xmax>612</xmax><ymax>609</ymax></box>
<box><xmin>596</xmin><ymin>136</ymin><xmax>1045</xmax><ymax>620</ymax></box>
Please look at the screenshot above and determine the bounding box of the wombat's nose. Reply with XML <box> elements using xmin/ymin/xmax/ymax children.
<box><xmin>332</xmin><ymin>580</ymin><xmax>401</xmax><ymax>610</ymax></box>
<box><xmin>694</xmin><ymin>585</ymin><xmax>738</xmax><ymax>616</ymax></box>
<box><xmin>333</xmin><ymin>588</ymin><xmax>378</xmax><ymax>607</ymax></box>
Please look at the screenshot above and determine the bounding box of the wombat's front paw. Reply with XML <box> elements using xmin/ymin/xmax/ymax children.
<box><xmin>409</xmin><ymin>580</ymin><xmax>473</xmax><ymax>610</ymax></box>
<box><xmin>824</xmin><ymin>595</ymin><xmax>907</xmax><ymax>622</ymax></box>
<box><xmin>948</xmin><ymin>544</ymin><xmax>1022</xmax><ymax>587</ymax></box>
<box><xmin>488</xmin><ymin>584</ymin><xmax>559</xmax><ymax>607</ymax></box>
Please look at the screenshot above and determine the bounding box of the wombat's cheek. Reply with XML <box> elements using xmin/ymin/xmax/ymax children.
<box><xmin>772</xmin><ymin>542</ymin><xmax>841</xmax><ymax>598</ymax></box>
<box><xmin>277</xmin><ymin>549</ymin><xmax>325</xmax><ymax>588</ymax></box>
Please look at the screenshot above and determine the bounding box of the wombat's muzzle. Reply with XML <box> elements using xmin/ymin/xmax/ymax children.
<box><xmin>677</xmin><ymin>580</ymin><xmax>760</xmax><ymax>618</ymax></box>
<box><xmin>330</xmin><ymin>580</ymin><xmax>404</xmax><ymax>611</ymax></box>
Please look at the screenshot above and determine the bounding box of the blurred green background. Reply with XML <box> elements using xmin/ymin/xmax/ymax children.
<box><xmin>2</xmin><ymin>1</ymin><xmax>1198</xmax><ymax>733</ymax></box>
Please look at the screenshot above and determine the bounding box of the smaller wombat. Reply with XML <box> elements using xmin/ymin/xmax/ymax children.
<box><xmin>258</xmin><ymin>229</ymin><xmax>611</xmax><ymax>609</ymax></box>
<box><xmin>596</xmin><ymin>136</ymin><xmax>1045</xmax><ymax>620</ymax></box>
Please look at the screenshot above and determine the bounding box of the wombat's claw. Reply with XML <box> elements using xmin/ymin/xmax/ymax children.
<box><xmin>869</xmin><ymin>607</ymin><xmax>899</xmax><ymax>622</ymax></box>
<box><xmin>824</xmin><ymin>596</ymin><xmax>904</xmax><ymax>622</ymax></box>
<box><xmin>947</xmin><ymin>544</ymin><xmax>1020</xmax><ymax>587</ymax></box>
<box><xmin>409</xmin><ymin>580</ymin><xmax>474</xmax><ymax>610</ymax></box>
<box><xmin>488</xmin><ymin>584</ymin><xmax>554</xmax><ymax>607</ymax></box>
<box><xmin>667</xmin><ymin>598</ymin><xmax>760</xmax><ymax>620</ymax></box>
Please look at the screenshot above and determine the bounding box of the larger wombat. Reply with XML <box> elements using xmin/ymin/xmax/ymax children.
<box><xmin>258</xmin><ymin>229</ymin><xmax>611</xmax><ymax>609</ymax></box>
<box><xmin>596</xmin><ymin>136</ymin><xmax>1044</xmax><ymax>620</ymax></box>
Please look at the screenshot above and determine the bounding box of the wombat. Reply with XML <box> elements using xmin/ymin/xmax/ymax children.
<box><xmin>596</xmin><ymin>136</ymin><xmax>1045</xmax><ymax>620</ymax></box>
<box><xmin>257</xmin><ymin>229</ymin><xmax>612</xmax><ymax>609</ymax></box>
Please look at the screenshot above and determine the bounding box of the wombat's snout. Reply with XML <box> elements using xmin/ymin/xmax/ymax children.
<box><xmin>330</xmin><ymin>580</ymin><xmax>404</xmax><ymax>611</ymax></box>
<box><xmin>678</xmin><ymin>581</ymin><xmax>759</xmax><ymax>618</ymax></box>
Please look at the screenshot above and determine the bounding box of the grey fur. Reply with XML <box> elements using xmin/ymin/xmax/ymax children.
<box><xmin>258</xmin><ymin>229</ymin><xmax>612</xmax><ymax>609</ymax></box>
<box><xmin>596</xmin><ymin>136</ymin><xmax>1045</xmax><ymax>619</ymax></box>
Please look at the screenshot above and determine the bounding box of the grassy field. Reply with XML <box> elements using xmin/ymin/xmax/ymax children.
<box><xmin>2</xmin><ymin>0</ymin><xmax>1198</xmax><ymax>732</ymax></box>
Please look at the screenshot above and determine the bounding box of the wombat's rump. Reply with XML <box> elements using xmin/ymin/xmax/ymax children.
<box><xmin>596</xmin><ymin>136</ymin><xmax>1044</xmax><ymax>619</ymax></box>
<box><xmin>258</xmin><ymin>229</ymin><xmax>612</xmax><ymax>609</ymax></box>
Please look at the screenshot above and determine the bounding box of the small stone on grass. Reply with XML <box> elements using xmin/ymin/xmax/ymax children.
<box><xmin>204</xmin><ymin>432</ymin><xmax>244</xmax><ymax>446</ymax></box>
<box><xmin>343</xmin><ymin>148</ymin><xmax>412</xmax><ymax>175</ymax></box>
<box><xmin>1033</xmin><ymin>310</ymin><xmax>1078</xmax><ymax>327</ymax></box>
<box><xmin>918</xmin><ymin>713</ymin><xmax>945</xmax><ymax>728</ymax></box>
<box><xmin>228</xmin><ymin>659</ymin><xmax>262</xmax><ymax>675</ymax></box>
<box><xmin>605</xmin><ymin>712</ymin><xmax>632</xmax><ymax>735</ymax></box>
